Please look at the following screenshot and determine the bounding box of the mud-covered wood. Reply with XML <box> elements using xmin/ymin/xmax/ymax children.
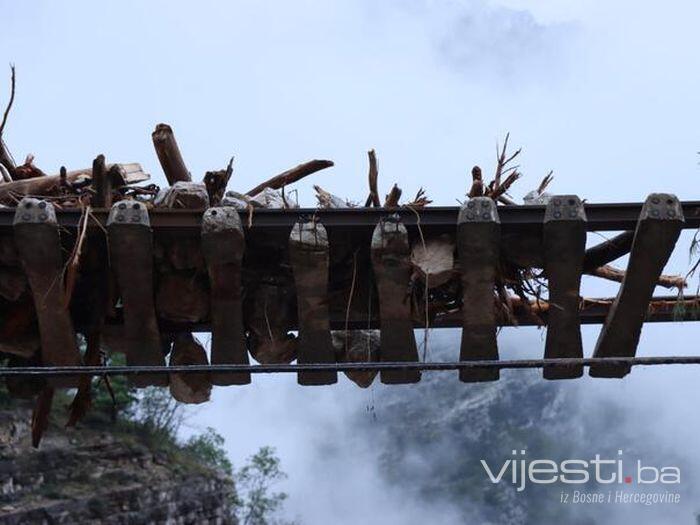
<box><xmin>169</xmin><ymin>333</ymin><xmax>211</xmax><ymax>403</ymax></box>
<box><xmin>289</xmin><ymin>220</ymin><xmax>337</xmax><ymax>385</ymax></box>
<box><xmin>332</xmin><ymin>330</ymin><xmax>379</xmax><ymax>388</ymax></box>
<box><xmin>590</xmin><ymin>194</ymin><xmax>684</xmax><ymax>378</ymax></box>
<box><xmin>201</xmin><ymin>206</ymin><xmax>250</xmax><ymax>385</ymax></box>
<box><xmin>13</xmin><ymin>198</ymin><xmax>81</xmax><ymax>387</ymax></box>
<box><xmin>371</xmin><ymin>215</ymin><xmax>420</xmax><ymax>384</ymax></box>
<box><xmin>543</xmin><ymin>195</ymin><xmax>586</xmax><ymax>379</ymax></box>
<box><xmin>457</xmin><ymin>197</ymin><xmax>500</xmax><ymax>382</ymax></box>
<box><xmin>107</xmin><ymin>201</ymin><xmax>167</xmax><ymax>387</ymax></box>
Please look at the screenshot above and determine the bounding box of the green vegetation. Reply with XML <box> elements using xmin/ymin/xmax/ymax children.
<box><xmin>0</xmin><ymin>352</ymin><xmax>293</xmax><ymax>524</ymax></box>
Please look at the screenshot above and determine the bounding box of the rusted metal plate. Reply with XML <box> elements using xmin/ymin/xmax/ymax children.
<box><xmin>457</xmin><ymin>197</ymin><xmax>500</xmax><ymax>382</ymax></box>
<box><xmin>201</xmin><ymin>207</ymin><xmax>250</xmax><ymax>385</ymax></box>
<box><xmin>543</xmin><ymin>196</ymin><xmax>586</xmax><ymax>380</ymax></box>
<box><xmin>590</xmin><ymin>194</ymin><xmax>684</xmax><ymax>378</ymax></box>
<box><xmin>289</xmin><ymin>220</ymin><xmax>337</xmax><ymax>385</ymax></box>
<box><xmin>107</xmin><ymin>201</ymin><xmax>167</xmax><ymax>387</ymax></box>
<box><xmin>371</xmin><ymin>215</ymin><xmax>420</xmax><ymax>384</ymax></box>
<box><xmin>13</xmin><ymin>198</ymin><xmax>80</xmax><ymax>387</ymax></box>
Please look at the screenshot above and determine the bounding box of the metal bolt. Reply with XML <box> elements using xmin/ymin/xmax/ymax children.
<box><xmin>38</xmin><ymin>201</ymin><xmax>46</xmax><ymax>209</ymax></box>
<box><xmin>467</xmin><ymin>201</ymin><xmax>475</xmax><ymax>209</ymax></box>
<box><xmin>466</xmin><ymin>212</ymin><xmax>475</xmax><ymax>220</ymax></box>
<box><xmin>481</xmin><ymin>201</ymin><xmax>489</xmax><ymax>208</ymax></box>
<box><xmin>568</xmin><ymin>198</ymin><xmax>576</xmax><ymax>206</ymax></box>
<box><xmin>482</xmin><ymin>212</ymin><xmax>490</xmax><ymax>219</ymax></box>
<box><xmin>652</xmin><ymin>197</ymin><xmax>660</xmax><ymax>204</ymax></box>
<box><xmin>21</xmin><ymin>213</ymin><xmax>30</xmax><ymax>221</ymax></box>
<box><xmin>24</xmin><ymin>202</ymin><xmax>32</xmax><ymax>209</ymax></box>
<box><xmin>651</xmin><ymin>209</ymin><xmax>660</xmax><ymax>217</ymax></box>
<box><xmin>569</xmin><ymin>210</ymin><xmax>578</xmax><ymax>218</ymax></box>
<box><xmin>553</xmin><ymin>211</ymin><xmax>562</xmax><ymax>219</ymax></box>
<box><xmin>211</xmin><ymin>210</ymin><xmax>218</xmax><ymax>216</ymax></box>
<box><xmin>132</xmin><ymin>203</ymin><xmax>140</xmax><ymax>210</ymax></box>
<box><xmin>39</xmin><ymin>214</ymin><xmax>47</xmax><ymax>221</ymax></box>
<box><xmin>668</xmin><ymin>210</ymin><xmax>676</xmax><ymax>218</ymax></box>
<box><xmin>118</xmin><ymin>203</ymin><xmax>126</xmax><ymax>210</ymax></box>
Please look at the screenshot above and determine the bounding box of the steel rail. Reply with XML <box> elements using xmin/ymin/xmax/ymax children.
<box><xmin>1</xmin><ymin>201</ymin><xmax>700</xmax><ymax>232</ymax></box>
<box><xmin>2</xmin><ymin>356</ymin><xmax>700</xmax><ymax>377</ymax></box>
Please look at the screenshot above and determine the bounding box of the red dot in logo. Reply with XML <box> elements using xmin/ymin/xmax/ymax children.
<box><xmin>625</xmin><ymin>476</ymin><xmax>632</xmax><ymax>484</ymax></box>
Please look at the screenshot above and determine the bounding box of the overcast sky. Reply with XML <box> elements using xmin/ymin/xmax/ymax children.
<box><xmin>3</xmin><ymin>1</ymin><xmax>700</xmax><ymax>523</ymax></box>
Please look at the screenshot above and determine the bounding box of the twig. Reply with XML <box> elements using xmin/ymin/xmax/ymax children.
<box><xmin>0</xmin><ymin>64</ymin><xmax>15</xmax><ymax>138</ymax></box>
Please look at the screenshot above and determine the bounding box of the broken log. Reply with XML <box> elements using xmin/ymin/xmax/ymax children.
<box><xmin>591</xmin><ymin>194</ymin><xmax>684</xmax><ymax>378</ymax></box>
<box><xmin>246</xmin><ymin>159</ymin><xmax>334</xmax><ymax>197</ymax></box>
<box><xmin>542</xmin><ymin>195</ymin><xmax>586</xmax><ymax>380</ymax></box>
<box><xmin>203</xmin><ymin>157</ymin><xmax>234</xmax><ymax>207</ymax></box>
<box><xmin>107</xmin><ymin>201</ymin><xmax>167</xmax><ymax>387</ymax></box>
<box><xmin>289</xmin><ymin>220</ymin><xmax>337</xmax><ymax>385</ymax></box>
<box><xmin>384</xmin><ymin>184</ymin><xmax>402</xmax><ymax>208</ymax></box>
<box><xmin>410</xmin><ymin>234</ymin><xmax>456</xmax><ymax>289</ymax></box>
<box><xmin>152</xmin><ymin>123</ymin><xmax>191</xmax><ymax>184</ymax></box>
<box><xmin>246</xmin><ymin>282</ymin><xmax>298</xmax><ymax>364</ymax></box>
<box><xmin>582</xmin><ymin>231</ymin><xmax>635</xmax><ymax>272</ymax></box>
<box><xmin>371</xmin><ymin>215</ymin><xmax>420</xmax><ymax>384</ymax></box>
<box><xmin>589</xmin><ymin>264</ymin><xmax>685</xmax><ymax>290</ymax></box>
<box><xmin>457</xmin><ymin>197</ymin><xmax>500</xmax><ymax>382</ymax></box>
<box><xmin>0</xmin><ymin>163</ymin><xmax>148</xmax><ymax>205</ymax></box>
<box><xmin>332</xmin><ymin>330</ymin><xmax>380</xmax><ymax>388</ymax></box>
<box><xmin>169</xmin><ymin>333</ymin><xmax>211</xmax><ymax>404</ymax></box>
<box><xmin>91</xmin><ymin>154</ymin><xmax>111</xmax><ymax>208</ymax></box>
<box><xmin>13</xmin><ymin>198</ymin><xmax>81</xmax><ymax>387</ymax></box>
<box><xmin>201</xmin><ymin>206</ymin><xmax>250</xmax><ymax>385</ymax></box>
<box><xmin>364</xmin><ymin>149</ymin><xmax>380</xmax><ymax>207</ymax></box>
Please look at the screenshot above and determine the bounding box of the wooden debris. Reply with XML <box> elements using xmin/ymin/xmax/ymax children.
<box><xmin>590</xmin><ymin>264</ymin><xmax>685</xmax><ymax>290</ymax></box>
<box><xmin>91</xmin><ymin>154</ymin><xmax>111</xmax><ymax>208</ymax></box>
<box><xmin>201</xmin><ymin>206</ymin><xmax>250</xmax><ymax>385</ymax></box>
<box><xmin>410</xmin><ymin>234</ymin><xmax>455</xmax><ymax>289</ymax></box>
<box><xmin>203</xmin><ymin>157</ymin><xmax>234</xmax><ymax>206</ymax></box>
<box><xmin>457</xmin><ymin>198</ymin><xmax>500</xmax><ymax>382</ymax></box>
<box><xmin>371</xmin><ymin>215</ymin><xmax>420</xmax><ymax>384</ymax></box>
<box><xmin>246</xmin><ymin>159</ymin><xmax>334</xmax><ymax>197</ymax></box>
<box><xmin>152</xmin><ymin>123</ymin><xmax>191</xmax><ymax>184</ymax></box>
<box><xmin>582</xmin><ymin>231</ymin><xmax>635</xmax><ymax>272</ymax></box>
<box><xmin>289</xmin><ymin>220</ymin><xmax>337</xmax><ymax>385</ymax></box>
<box><xmin>591</xmin><ymin>194</ymin><xmax>684</xmax><ymax>378</ymax></box>
<box><xmin>314</xmin><ymin>185</ymin><xmax>350</xmax><ymax>208</ymax></box>
<box><xmin>332</xmin><ymin>330</ymin><xmax>380</xmax><ymax>388</ymax></box>
<box><xmin>14</xmin><ymin>198</ymin><xmax>81</xmax><ymax>387</ymax></box>
<box><xmin>384</xmin><ymin>184</ymin><xmax>402</xmax><ymax>208</ymax></box>
<box><xmin>542</xmin><ymin>195</ymin><xmax>586</xmax><ymax>380</ymax></box>
<box><xmin>246</xmin><ymin>283</ymin><xmax>298</xmax><ymax>364</ymax></box>
<box><xmin>0</xmin><ymin>163</ymin><xmax>148</xmax><ymax>205</ymax></box>
<box><xmin>364</xmin><ymin>149</ymin><xmax>381</xmax><ymax>207</ymax></box>
<box><xmin>468</xmin><ymin>166</ymin><xmax>484</xmax><ymax>198</ymax></box>
<box><xmin>107</xmin><ymin>201</ymin><xmax>167</xmax><ymax>387</ymax></box>
<box><xmin>169</xmin><ymin>333</ymin><xmax>211</xmax><ymax>404</ymax></box>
